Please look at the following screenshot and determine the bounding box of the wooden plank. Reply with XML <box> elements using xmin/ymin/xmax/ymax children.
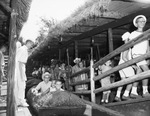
<box><xmin>94</xmin><ymin>51</ymin><xmax>150</xmax><ymax>81</ymax></box>
<box><xmin>94</xmin><ymin>70</ymin><xmax>150</xmax><ymax>94</ymax></box>
<box><xmin>59</xmin><ymin>7</ymin><xmax>150</xmax><ymax>48</ymax></box>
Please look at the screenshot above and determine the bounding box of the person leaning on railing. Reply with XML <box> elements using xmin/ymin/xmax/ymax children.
<box><xmin>98</xmin><ymin>60</ymin><xmax>112</xmax><ymax>104</ymax></box>
<box><xmin>115</xmin><ymin>32</ymin><xmax>135</xmax><ymax>102</ymax></box>
<box><xmin>129</xmin><ymin>15</ymin><xmax>150</xmax><ymax>98</ymax></box>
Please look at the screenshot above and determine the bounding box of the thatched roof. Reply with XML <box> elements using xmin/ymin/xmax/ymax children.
<box><xmin>31</xmin><ymin>0</ymin><xmax>123</xmax><ymax>56</ymax></box>
<box><xmin>29</xmin><ymin>0</ymin><xmax>150</xmax><ymax>62</ymax></box>
<box><xmin>0</xmin><ymin>0</ymin><xmax>32</xmax><ymax>44</ymax></box>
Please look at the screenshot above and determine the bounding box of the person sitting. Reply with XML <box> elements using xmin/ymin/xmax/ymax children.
<box><xmin>55</xmin><ymin>80</ymin><xmax>64</xmax><ymax>91</ymax></box>
<box><xmin>32</xmin><ymin>72</ymin><xmax>52</xmax><ymax>96</ymax></box>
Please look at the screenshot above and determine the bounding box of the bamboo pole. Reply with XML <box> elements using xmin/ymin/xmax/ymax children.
<box><xmin>93</xmin><ymin>28</ymin><xmax>150</xmax><ymax>68</ymax></box>
<box><xmin>7</xmin><ymin>8</ymin><xmax>17</xmax><ymax>116</ymax></box>
<box><xmin>94</xmin><ymin>70</ymin><xmax>150</xmax><ymax>94</ymax></box>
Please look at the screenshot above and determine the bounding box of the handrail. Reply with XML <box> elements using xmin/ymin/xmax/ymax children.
<box><xmin>93</xmin><ymin>28</ymin><xmax>150</xmax><ymax>68</ymax></box>
<box><xmin>69</xmin><ymin>52</ymin><xmax>150</xmax><ymax>87</ymax></box>
<box><xmin>94</xmin><ymin>70</ymin><xmax>150</xmax><ymax>93</ymax></box>
<box><xmin>70</xmin><ymin>67</ymin><xmax>90</xmax><ymax>79</ymax></box>
<box><xmin>69</xmin><ymin>28</ymin><xmax>150</xmax><ymax>84</ymax></box>
<box><xmin>69</xmin><ymin>78</ymin><xmax>90</xmax><ymax>86</ymax></box>
<box><xmin>94</xmin><ymin>52</ymin><xmax>150</xmax><ymax>81</ymax></box>
<box><xmin>69</xmin><ymin>28</ymin><xmax>150</xmax><ymax>105</ymax></box>
<box><xmin>73</xmin><ymin>90</ymin><xmax>91</xmax><ymax>94</ymax></box>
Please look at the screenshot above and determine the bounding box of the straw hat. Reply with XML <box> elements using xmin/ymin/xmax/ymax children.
<box><xmin>133</xmin><ymin>15</ymin><xmax>147</xmax><ymax>27</ymax></box>
<box><xmin>73</xmin><ymin>58</ymin><xmax>81</xmax><ymax>63</ymax></box>
<box><xmin>42</xmin><ymin>72</ymin><xmax>51</xmax><ymax>80</ymax></box>
<box><xmin>122</xmin><ymin>32</ymin><xmax>130</xmax><ymax>41</ymax></box>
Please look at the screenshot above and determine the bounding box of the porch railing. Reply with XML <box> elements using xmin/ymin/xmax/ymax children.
<box><xmin>68</xmin><ymin>28</ymin><xmax>150</xmax><ymax>103</ymax></box>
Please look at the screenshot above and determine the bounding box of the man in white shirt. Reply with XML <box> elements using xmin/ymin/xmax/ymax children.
<box><xmin>14</xmin><ymin>40</ymin><xmax>34</xmax><ymax>107</ymax></box>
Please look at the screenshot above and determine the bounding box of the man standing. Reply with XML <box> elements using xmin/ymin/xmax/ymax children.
<box><xmin>14</xmin><ymin>40</ymin><xmax>34</xmax><ymax>107</ymax></box>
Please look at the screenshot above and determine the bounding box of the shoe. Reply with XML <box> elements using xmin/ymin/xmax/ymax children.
<box><xmin>122</xmin><ymin>96</ymin><xmax>132</xmax><ymax>100</ymax></box>
<box><xmin>20</xmin><ymin>102</ymin><xmax>29</xmax><ymax>107</ymax></box>
<box><xmin>105</xmin><ymin>100</ymin><xmax>109</xmax><ymax>104</ymax></box>
<box><xmin>114</xmin><ymin>96</ymin><xmax>121</xmax><ymax>102</ymax></box>
<box><xmin>130</xmin><ymin>93</ymin><xmax>142</xmax><ymax>99</ymax></box>
<box><xmin>143</xmin><ymin>92</ymin><xmax>150</xmax><ymax>97</ymax></box>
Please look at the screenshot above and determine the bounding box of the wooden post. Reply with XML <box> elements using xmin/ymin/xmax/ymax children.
<box><xmin>96</xmin><ymin>44</ymin><xmax>100</xmax><ymax>60</ymax></box>
<box><xmin>66</xmin><ymin>48</ymin><xmax>70</xmax><ymax>65</ymax></box>
<box><xmin>108</xmin><ymin>28</ymin><xmax>114</xmax><ymax>53</ymax></box>
<box><xmin>59</xmin><ymin>49</ymin><xmax>61</xmax><ymax>61</ymax></box>
<box><xmin>74</xmin><ymin>41</ymin><xmax>78</xmax><ymax>58</ymax></box>
<box><xmin>7</xmin><ymin>8</ymin><xmax>17</xmax><ymax>116</ymax></box>
<box><xmin>90</xmin><ymin>38</ymin><xmax>95</xmax><ymax>103</ymax></box>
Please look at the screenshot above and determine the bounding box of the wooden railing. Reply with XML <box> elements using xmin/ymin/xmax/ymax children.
<box><xmin>68</xmin><ymin>28</ymin><xmax>150</xmax><ymax>103</ymax></box>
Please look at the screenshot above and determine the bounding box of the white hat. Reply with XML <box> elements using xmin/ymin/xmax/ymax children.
<box><xmin>73</xmin><ymin>58</ymin><xmax>81</xmax><ymax>63</ymax></box>
<box><xmin>133</xmin><ymin>15</ymin><xmax>147</xmax><ymax>27</ymax></box>
<box><xmin>122</xmin><ymin>32</ymin><xmax>130</xmax><ymax>41</ymax></box>
<box><xmin>42</xmin><ymin>72</ymin><xmax>51</xmax><ymax>80</ymax></box>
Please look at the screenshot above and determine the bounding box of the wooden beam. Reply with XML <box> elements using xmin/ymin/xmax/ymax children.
<box><xmin>0</xmin><ymin>1</ymin><xmax>11</xmax><ymax>13</ymax></box>
<box><xmin>6</xmin><ymin>2</ymin><xmax>17</xmax><ymax>116</ymax></box>
<box><xmin>74</xmin><ymin>41</ymin><xmax>78</xmax><ymax>58</ymax></box>
<box><xmin>108</xmin><ymin>28</ymin><xmax>114</xmax><ymax>53</ymax></box>
<box><xmin>94</xmin><ymin>51</ymin><xmax>150</xmax><ymax>82</ymax></box>
<box><xmin>94</xmin><ymin>70</ymin><xmax>150</xmax><ymax>94</ymax></box>
<box><xmin>59</xmin><ymin>7</ymin><xmax>150</xmax><ymax>48</ymax></box>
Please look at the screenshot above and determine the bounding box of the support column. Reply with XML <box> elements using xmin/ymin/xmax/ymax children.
<box><xmin>66</xmin><ymin>48</ymin><xmax>70</xmax><ymax>65</ymax></box>
<box><xmin>59</xmin><ymin>49</ymin><xmax>61</xmax><ymax>61</ymax></box>
<box><xmin>74</xmin><ymin>40</ymin><xmax>78</xmax><ymax>58</ymax></box>
<box><xmin>90</xmin><ymin>37</ymin><xmax>95</xmax><ymax>103</ymax></box>
<box><xmin>7</xmin><ymin>8</ymin><xmax>17</xmax><ymax>116</ymax></box>
<box><xmin>108</xmin><ymin>28</ymin><xmax>114</xmax><ymax>53</ymax></box>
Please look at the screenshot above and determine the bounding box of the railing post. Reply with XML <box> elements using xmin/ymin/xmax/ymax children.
<box><xmin>90</xmin><ymin>37</ymin><xmax>95</xmax><ymax>103</ymax></box>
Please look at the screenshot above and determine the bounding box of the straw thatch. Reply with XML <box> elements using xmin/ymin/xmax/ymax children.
<box><xmin>31</xmin><ymin>0</ymin><xmax>126</xmax><ymax>56</ymax></box>
<box><xmin>15</xmin><ymin>0</ymin><xmax>32</xmax><ymax>37</ymax></box>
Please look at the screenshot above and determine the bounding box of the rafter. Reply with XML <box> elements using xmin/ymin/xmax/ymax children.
<box><xmin>59</xmin><ymin>7</ymin><xmax>150</xmax><ymax>48</ymax></box>
<box><xmin>0</xmin><ymin>1</ymin><xmax>11</xmax><ymax>14</ymax></box>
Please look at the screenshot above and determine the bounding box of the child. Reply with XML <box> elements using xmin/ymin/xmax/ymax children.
<box><xmin>115</xmin><ymin>32</ymin><xmax>135</xmax><ymax>101</ymax></box>
<box><xmin>32</xmin><ymin>72</ymin><xmax>52</xmax><ymax>96</ymax></box>
<box><xmin>55</xmin><ymin>80</ymin><xmax>64</xmax><ymax>91</ymax></box>
<box><xmin>129</xmin><ymin>15</ymin><xmax>150</xmax><ymax>98</ymax></box>
<box><xmin>98</xmin><ymin>60</ymin><xmax>112</xmax><ymax>103</ymax></box>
